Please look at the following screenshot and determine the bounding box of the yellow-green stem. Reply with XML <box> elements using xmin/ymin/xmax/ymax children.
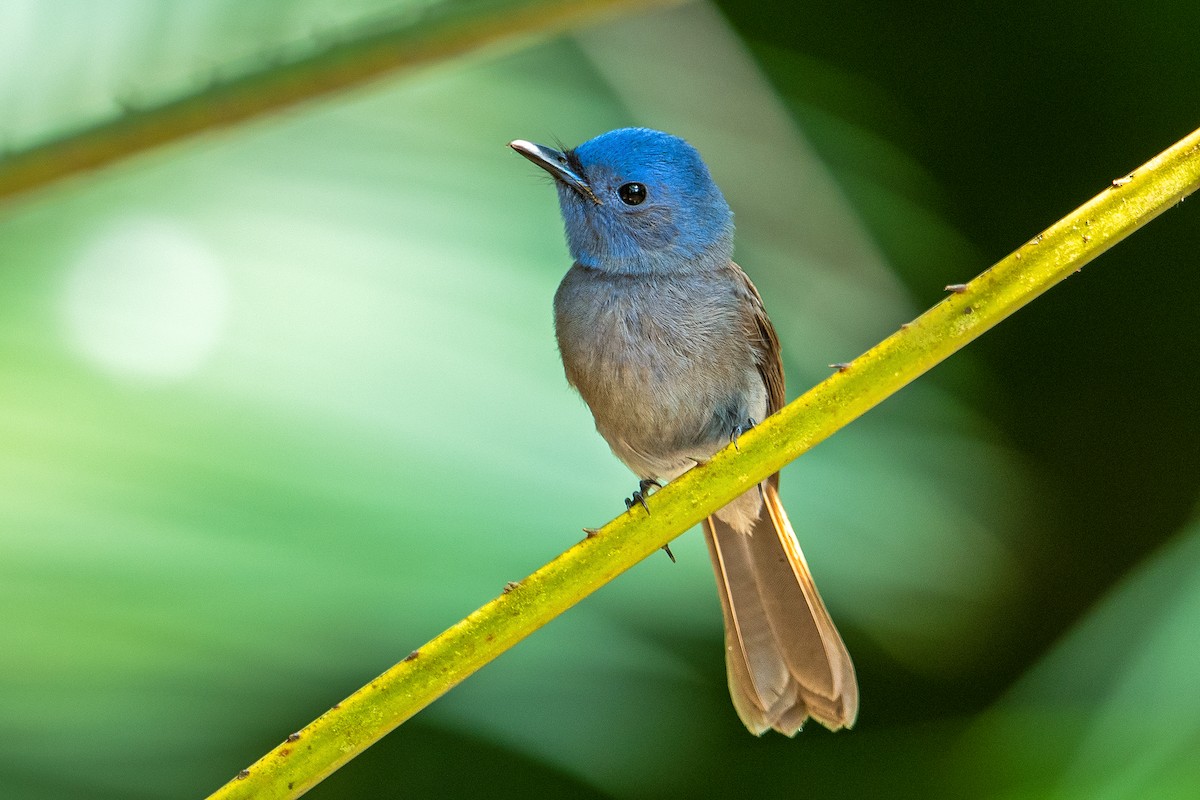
<box><xmin>0</xmin><ymin>0</ymin><xmax>682</xmax><ymax>207</ymax></box>
<box><xmin>208</xmin><ymin>126</ymin><xmax>1200</xmax><ymax>799</ymax></box>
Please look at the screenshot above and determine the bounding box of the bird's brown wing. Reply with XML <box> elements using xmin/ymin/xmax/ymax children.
<box><xmin>729</xmin><ymin>261</ymin><xmax>785</xmax><ymax>417</ymax></box>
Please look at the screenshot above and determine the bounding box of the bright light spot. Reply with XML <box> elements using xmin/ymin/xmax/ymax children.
<box><xmin>63</xmin><ymin>219</ymin><xmax>228</xmax><ymax>382</ymax></box>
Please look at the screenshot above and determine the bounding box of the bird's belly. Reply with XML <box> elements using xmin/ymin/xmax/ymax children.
<box><xmin>555</xmin><ymin>295</ymin><xmax>766</xmax><ymax>481</ymax></box>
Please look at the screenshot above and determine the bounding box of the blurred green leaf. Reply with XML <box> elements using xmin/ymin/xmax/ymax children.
<box><xmin>0</xmin><ymin>0</ymin><xmax>684</xmax><ymax>203</ymax></box>
<box><xmin>954</xmin><ymin>512</ymin><xmax>1200</xmax><ymax>799</ymax></box>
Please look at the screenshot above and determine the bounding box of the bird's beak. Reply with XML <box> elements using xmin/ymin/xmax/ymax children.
<box><xmin>509</xmin><ymin>139</ymin><xmax>600</xmax><ymax>204</ymax></box>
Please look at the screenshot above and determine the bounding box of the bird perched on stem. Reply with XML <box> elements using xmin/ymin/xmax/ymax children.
<box><xmin>510</xmin><ymin>127</ymin><xmax>857</xmax><ymax>735</ymax></box>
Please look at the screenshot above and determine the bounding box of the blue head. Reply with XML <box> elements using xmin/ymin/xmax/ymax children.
<box><xmin>510</xmin><ymin>128</ymin><xmax>733</xmax><ymax>274</ymax></box>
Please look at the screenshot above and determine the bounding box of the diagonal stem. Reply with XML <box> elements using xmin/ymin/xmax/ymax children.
<box><xmin>208</xmin><ymin>125</ymin><xmax>1200</xmax><ymax>799</ymax></box>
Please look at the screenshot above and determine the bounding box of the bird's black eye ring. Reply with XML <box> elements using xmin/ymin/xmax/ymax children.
<box><xmin>618</xmin><ymin>182</ymin><xmax>647</xmax><ymax>206</ymax></box>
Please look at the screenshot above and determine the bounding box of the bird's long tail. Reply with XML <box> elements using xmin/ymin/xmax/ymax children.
<box><xmin>702</xmin><ymin>480</ymin><xmax>858</xmax><ymax>735</ymax></box>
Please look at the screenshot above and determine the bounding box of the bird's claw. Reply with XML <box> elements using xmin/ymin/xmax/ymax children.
<box><xmin>624</xmin><ymin>479</ymin><xmax>661</xmax><ymax>515</ymax></box>
<box><xmin>625</xmin><ymin>491</ymin><xmax>650</xmax><ymax>514</ymax></box>
<box><xmin>730</xmin><ymin>418</ymin><xmax>758</xmax><ymax>451</ymax></box>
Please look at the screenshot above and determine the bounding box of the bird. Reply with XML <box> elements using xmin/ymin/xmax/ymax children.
<box><xmin>509</xmin><ymin>127</ymin><xmax>857</xmax><ymax>736</ymax></box>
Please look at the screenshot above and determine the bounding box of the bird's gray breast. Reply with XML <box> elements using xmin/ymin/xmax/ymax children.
<box><xmin>553</xmin><ymin>263</ymin><xmax>767</xmax><ymax>480</ymax></box>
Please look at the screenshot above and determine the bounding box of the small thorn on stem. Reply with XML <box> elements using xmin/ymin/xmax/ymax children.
<box><xmin>502</xmin><ymin>581</ymin><xmax>520</xmax><ymax>594</ymax></box>
<box><xmin>1112</xmin><ymin>175</ymin><xmax>1133</xmax><ymax>187</ymax></box>
<box><xmin>945</xmin><ymin>283</ymin><xmax>969</xmax><ymax>294</ymax></box>
<box><xmin>661</xmin><ymin>543</ymin><xmax>676</xmax><ymax>563</ymax></box>
<box><xmin>828</xmin><ymin>362</ymin><xmax>851</xmax><ymax>372</ymax></box>
<box><xmin>582</xmin><ymin>526</ymin><xmax>600</xmax><ymax>538</ymax></box>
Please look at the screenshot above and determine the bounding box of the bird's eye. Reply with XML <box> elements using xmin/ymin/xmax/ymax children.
<box><xmin>618</xmin><ymin>182</ymin><xmax>647</xmax><ymax>206</ymax></box>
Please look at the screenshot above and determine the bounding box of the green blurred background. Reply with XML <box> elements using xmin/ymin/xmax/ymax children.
<box><xmin>1</xmin><ymin>1</ymin><xmax>1197</xmax><ymax>797</ymax></box>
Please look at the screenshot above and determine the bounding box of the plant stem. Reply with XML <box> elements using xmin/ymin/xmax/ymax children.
<box><xmin>208</xmin><ymin>126</ymin><xmax>1200</xmax><ymax>799</ymax></box>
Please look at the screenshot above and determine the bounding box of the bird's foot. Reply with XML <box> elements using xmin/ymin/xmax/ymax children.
<box><xmin>623</xmin><ymin>480</ymin><xmax>674</xmax><ymax>562</ymax></box>
<box><xmin>729</xmin><ymin>418</ymin><xmax>758</xmax><ymax>452</ymax></box>
<box><xmin>639</xmin><ymin>477</ymin><xmax>662</xmax><ymax>495</ymax></box>
<box><xmin>624</xmin><ymin>478</ymin><xmax>661</xmax><ymax>514</ymax></box>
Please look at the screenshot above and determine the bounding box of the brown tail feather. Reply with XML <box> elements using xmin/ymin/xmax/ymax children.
<box><xmin>703</xmin><ymin>481</ymin><xmax>858</xmax><ymax>735</ymax></box>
